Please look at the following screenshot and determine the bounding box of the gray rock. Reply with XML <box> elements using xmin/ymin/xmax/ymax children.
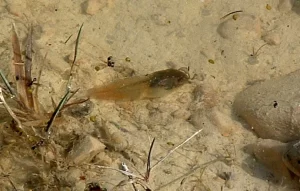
<box><xmin>252</xmin><ymin>138</ymin><xmax>291</xmax><ymax>180</ymax></box>
<box><xmin>251</xmin><ymin>139</ymin><xmax>300</xmax><ymax>187</ymax></box>
<box><xmin>233</xmin><ymin>70</ymin><xmax>300</xmax><ymax>142</ymax></box>
<box><xmin>67</xmin><ymin>135</ymin><xmax>106</xmax><ymax>165</ymax></box>
<box><xmin>278</xmin><ymin>0</ymin><xmax>295</xmax><ymax>12</ymax></box>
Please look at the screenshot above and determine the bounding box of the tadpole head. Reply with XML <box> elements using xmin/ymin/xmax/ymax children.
<box><xmin>149</xmin><ymin>68</ymin><xmax>190</xmax><ymax>89</ymax></box>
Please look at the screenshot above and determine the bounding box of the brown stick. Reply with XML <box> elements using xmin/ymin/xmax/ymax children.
<box><xmin>11</xmin><ymin>23</ymin><xmax>28</xmax><ymax>109</ymax></box>
<box><xmin>24</xmin><ymin>25</ymin><xmax>34</xmax><ymax>109</ymax></box>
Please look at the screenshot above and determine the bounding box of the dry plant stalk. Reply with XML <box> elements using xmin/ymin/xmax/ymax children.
<box><xmin>0</xmin><ymin>87</ymin><xmax>28</xmax><ymax>136</ymax></box>
<box><xmin>0</xmin><ymin>24</ymin><xmax>84</xmax><ymax>144</ymax></box>
<box><xmin>12</xmin><ymin>23</ymin><xmax>28</xmax><ymax>109</ymax></box>
<box><xmin>94</xmin><ymin>128</ymin><xmax>203</xmax><ymax>190</ymax></box>
<box><xmin>24</xmin><ymin>25</ymin><xmax>34</xmax><ymax>109</ymax></box>
<box><xmin>12</xmin><ymin>24</ymin><xmax>35</xmax><ymax>110</ymax></box>
<box><xmin>146</xmin><ymin>129</ymin><xmax>203</xmax><ymax>181</ymax></box>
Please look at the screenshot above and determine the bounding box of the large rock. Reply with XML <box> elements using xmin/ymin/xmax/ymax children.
<box><xmin>233</xmin><ymin>70</ymin><xmax>300</xmax><ymax>142</ymax></box>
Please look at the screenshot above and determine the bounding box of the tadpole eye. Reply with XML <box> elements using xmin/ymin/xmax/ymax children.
<box><xmin>178</xmin><ymin>67</ymin><xmax>190</xmax><ymax>79</ymax></box>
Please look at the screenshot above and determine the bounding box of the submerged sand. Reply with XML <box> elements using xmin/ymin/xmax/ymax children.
<box><xmin>0</xmin><ymin>0</ymin><xmax>300</xmax><ymax>190</ymax></box>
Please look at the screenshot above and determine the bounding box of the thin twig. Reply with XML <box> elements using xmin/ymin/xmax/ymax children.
<box><xmin>155</xmin><ymin>158</ymin><xmax>220</xmax><ymax>191</ymax></box>
<box><xmin>1</xmin><ymin>174</ymin><xmax>17</xmax><ymax>191</ymax></box>
<box><xmin>0</xmin><ymin>87</ymin><xmax>28</xmax><ymax>137</ymax></box>
<box><xmin>66</xmin><ymin>88</ymin><xmax>79</xmax><ymax>102</ymax></box>
<box><xmin>121</xmin><ymin>162</ymin><xmax>138</xmax><ymax>191</ymax></box>
<box><xmin>67</xmin><ymin>23</ymin><xmax>83</xmax><ymax>90</ymax></box>
<box><xmin>251</xmin><ymin>43</ymin><xmax>268</xmax><ymax>57</ymax></box>
<box><xmin>62</xmin><ymin>98</ymin><xmax>89</xmax><ymax>111</ymax></box>
<box><xmin>145</xmin><ymin>138</ymin><xmax>155</xmax><ymax>181</ymax></box>
<box><xmin>8</xmin><ymin>177</ymin><xmax>17</xmax><ymax>191</ymax></box>
<box><xmin>64</xmin><ymin>34</ymin><xmax>73</xmax><ymax>44</ymax></box>
<box><xmin>150</xmin><ymin>129</ymin><xmax>203</xmax><ymax>171</ymax></box>
<box><xmin>220</xmin><ymin>10</ymin><xmax>243</xmax><ymax>19</ymax></box>
<box><xmin>95</xmin><ymin>163</ymin><xmax>152</xmax><ymax>191</ymax></box>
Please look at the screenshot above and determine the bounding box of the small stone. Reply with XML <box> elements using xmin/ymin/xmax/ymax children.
<box><xmin>225</xmin><ymin>179</ymin><xmax>234</xmax><ymax>189</ymax></box>
<box><xmin>208</xmin><ymin>59</ymin><xmax>215</xmax><ymax>64</ymax></box>
<box><xmin>283</xmin><ymin>141</ymin><xmax>300</xmax><ymax>177</ymax></box>
<box><xmin>278</xmin><ymin>0</ymin><xmax>294</xmax><ymax>12</ymax></box>
<box><xmin>110</xmin><ymin>132</ymin><xmax>128</xmax><ymax>151</ymax></box>
<box><xmin>172</xmin><ymin>109</ymin><xmax>191</xmax><ymax>120</ymax></box>
<box><xmin>83</xmin><ymin>0</ymin><xmax>106</xmax><ymax>15</ymax></box>
<box><xmin>6</xmin><ymin>0</ymin><xmax>27</xmax><ymax>17</ymax></box>
<box><xmin>217</xmin><ymin>13</ymin><xmax>261</xmax><ymax>42</ymax></box>
<box><xmin>252</xmin><ymin>139</ymin><xmax>291</xmax><ymax>181</ymax></box>
<box><xmin>93</xmin><ymin>152</ymin><xmax>113</xmax><ymax>166</ymax></box>
<box><xmin>67</xmin><ymin>100</ymin><xmax>94</xmax><ymax>117</ymax></box>
<box><xmin>262</xmin><ymin>32</ymin><xmax>281</xmax><ymax>45</ymax></box>
<box><xmin>67</xmin><ymin>135</ymin><xmax>106</xmax><ymax>164</ymax></box>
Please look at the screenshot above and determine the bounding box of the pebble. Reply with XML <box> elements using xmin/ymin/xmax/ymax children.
<box><xmin>172</xmin><ymin>109</ymin><xmax>191</xmax><ymax>120</ymax></box>
<box><xmin>110</xmin><ymin>132</ymin><xmax>128</xmax><ymax>151</ymax></box>
<box><xmin>262</xmin><ymin>32</ymin><xmax>281</xmax><ymax>45</ymax></box>
<box><xmin>217</xmin><ymin>13</ymin><xmax>261</xmax><ymax>42</ymax></box>
<box><xmin>252</xmin><ymin>139</ymin><xmax>292</xmax><ymax>181</ymax></box>
<box><xmin>278</xmin><ymin>0</ymin><xmax>294</xmax><ymax>12</ymax></box>
<box><xmin>5</xmin><ymin>0</ymin><xmax>27</xmax><ymax>17</ymax></box>
<box><xmin>83</xmin><ymin>0</ymin><xmax>106</xmax><ymax>15</ymax></box>
<box><xmin>67</xmin><ymin>100</ymin><xmax>94</xmax><ymax>117</ymax></box>
<box><xmin>67</xmin><ymin>135</ymin><xmax>106</xmax><ymax>164</ymax></box>
<box><xmin>93</xmin><ymin>152</ymin><xmax>113</xmax><ymax>166</ymax></box>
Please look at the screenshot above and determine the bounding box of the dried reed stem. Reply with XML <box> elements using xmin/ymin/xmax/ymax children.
<box><xmin>24</xmin><ymin>25</ymin><xmax>34</xmax><ymax>109</ymax></box>
<box><xmin>150</xmin><ymin>129</ymin><xmax>203</xmax><ymax>171</ymax></box>
<box><xmin>0</xmin><ymin>87</ymin><xmax>28</xmax><ymax>137</ymax></box>
<box><xmin>12</xmin><ymin>23</ymin><xmax>28</xmax><ymax>109</ymax></box>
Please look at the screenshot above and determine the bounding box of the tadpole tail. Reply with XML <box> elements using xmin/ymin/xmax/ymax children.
<box><xmin>87</xmin><ymin>76</ymin><xmax>149</xmax><ymax>101</ymax></box>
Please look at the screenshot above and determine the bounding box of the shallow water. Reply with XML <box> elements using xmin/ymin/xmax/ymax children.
<box><xmin>0</xmin><ymin>0</ymin><xmax>300</xmax><ymax>190</ymax></box>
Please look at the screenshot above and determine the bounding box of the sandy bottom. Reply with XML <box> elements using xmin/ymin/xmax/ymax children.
<box><xmin>0</xmin><ymin>0</ymin><xmax>300</xmax><ymax>190</ymax></box>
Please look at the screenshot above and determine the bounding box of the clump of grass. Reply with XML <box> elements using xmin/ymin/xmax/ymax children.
<box><xmin>91</xmin><ymin>129</ymin><xmax>204</xmax><ymax>191</ymax></box>
<box><xmin>0</xmin><ymin>23</ymin><xmax>86</xmax><ymax>190</ymax></box>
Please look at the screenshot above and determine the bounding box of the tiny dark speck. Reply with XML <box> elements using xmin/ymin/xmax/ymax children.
<box><xmin>273</xmin><ymin>101</ymin><xmax>278</xmax><ymax>108</ymax></box>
